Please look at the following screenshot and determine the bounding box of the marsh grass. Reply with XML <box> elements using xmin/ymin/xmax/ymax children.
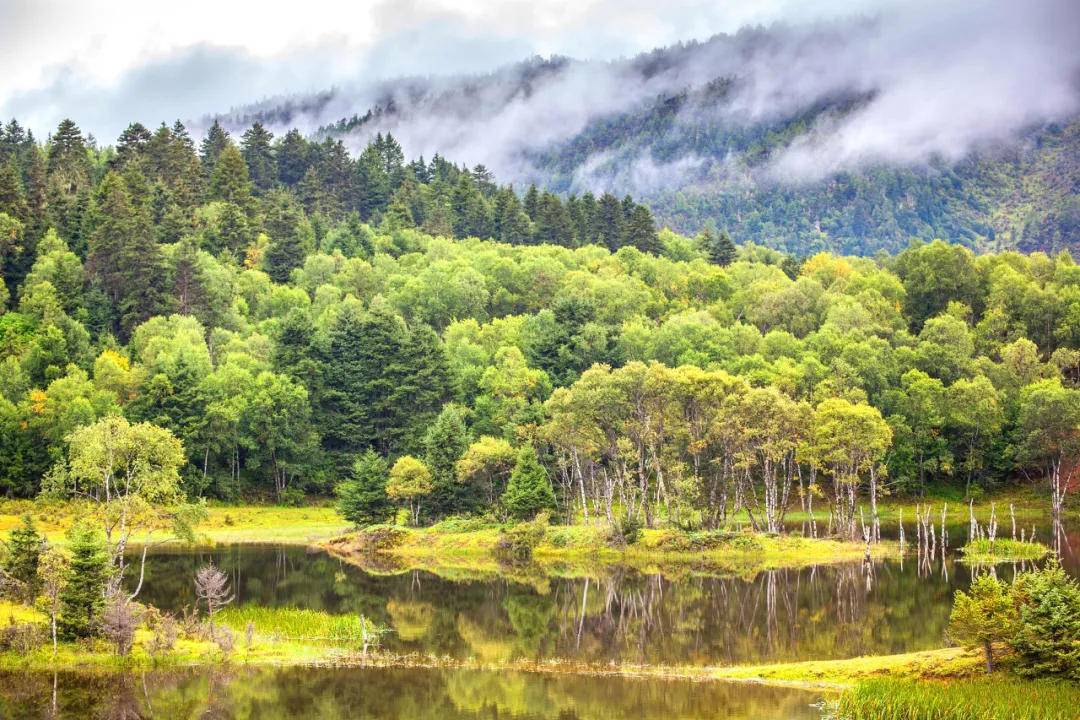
<box><xmin>832</xmin><ymin>677</ymin><xmax>1080</xmax><ymax>720</ymax></box>
<box><xmin>217</xmin><ymin>607</ymin><xmax>386</xmax><ymax>646</ymax></box>
<box><xmin>960</xmin><ymin>538</ymin><xmax>1050</xmax><ymax>564</ymax></box>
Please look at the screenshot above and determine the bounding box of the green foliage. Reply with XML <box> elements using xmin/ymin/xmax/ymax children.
<box><xmin>496</xmin><ymin>511</ymin><xmax>550</xmax><ymax>561</ymax></box>
<box><xmin>1010</xmin><ymin>562</ymin><xmax>1080</xmax><ymax>679</ymax></box>
<box><xmin>58</xmin><ymin>519</ymin><xmax>109</xmax><ymax>638</ymax></box>
<box><xmin>335</xmin><ymin>450</ymin><xmax>394</xmax><ymax>527</ymax></box>
<box><xmin>2</xmin><ymin>513</ymin><xmax>43</xmax><ymax>598</ymax></box>
<box><xmin>501</xmin><ymin>445</ymin><xmax>556</xmax><ymax>520</ymax></box>
<box><xmin>948</xmin><ymin>574</ymin><xmax>1015</xmax><ymax>672</ymax></box>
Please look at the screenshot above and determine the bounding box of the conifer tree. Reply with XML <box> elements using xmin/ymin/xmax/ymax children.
<box><xmin>336</xmin><ymin>450</ymin><xmax>394</xmax><ymax>526</ymax></box>
<box><xmin>625</xmin><ymin>203</ymin><xmax>660</xmax><ymax>255</ymax></box>
<box><xmin>706</xmin><ymin>228</ymin><xmax>737</xmax><ymax>266</ymax></box>
<box><xmin>240</xmin><ymin>122</ymin><xmax>276</xmax><ymax>193</ymax></box>
<box><xmin>3</xmin><ymin>513</ymin><xmax>43</xmax><ymax>599</ymax></box>
<box><xmin>113</xmin><ymin>122</ymin><xmax>151</xmax><ymax>170</ymax></box>
<box><xmin>208</xmin><ymin>143</ymin><xmax>254</xmax><ymax>212</ymax></box>
<box><xmin>523</xmin><ymin>184</ymin><xmax>539</xmax><ymax>219</ymax></box>
<box><xmin>275</xmin><ymin>129</ymin><xmax>310</xmax><ymax>186</ymax></box>
<box><xmin>199</xmin><ymin>120</ymin><xmax>230</xmax><ymax>176</ymax></box>
<box><xmin>59</xmin><ymin>520</ymin><xmax>110</xmax><ymax>638</ymax></box>
<box><xmin>262</xmin><ymin>190</ymin><xmax>315</xmax><ymax>283</ymax></box>
<box><xmin>424</xmin><ymin>404</ymin><xmax>473</xmax><ymax>517</ymax></box>
<box><xmin>502</xmin><ymin>445</ymin><xmax>556</xmax><ymax>520</ymax></box>
<box><xmin>596</xmin><ymin>192</ymin><xmax>625</xmax><ymax>252</ymax></box>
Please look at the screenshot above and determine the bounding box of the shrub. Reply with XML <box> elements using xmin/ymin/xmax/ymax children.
<box><xmin>98</xmin><ymin>595</ymin><xmax>141</xmax><ymax>656</ymax></box>
<box><xmin>145</xmin><ymin>614</ymin><xmax>178</xmax><ymax>659</ymax></box>
<box><xmin>0</xmin><ymin>620</ymin><xmax>45</xmax><ymax>653</ymax></box>
<box><xmin>215</xmin><ymin>625</ymin><xmax>235</xmax><ymax>660</ymax></box>
<box><xmin>353</xmin><ymin>525</ymin><xmax>407</xmax><ymax>552</ymax></box>
<box><xmin>1010</xmin><ymin>562</ymin><xmax>1080</xmax><ymax>679</ymax></box>
<box><xmin>948</xmin><ymin>574</ymin><xmax>1015</xmax><ymax>672</ymax></box>
<box><xmin>496</xmin><ymin>512</ymin><xmax>550</xmax><ymax>561</ymax></box>
<box><xmin>336</xmin><ymin>450</ymin><xmax>394</xmax><ymax>526</ymax></box>
<box><xmin>619</xmin><ymin>516</ymin><xmax>644</xmax><ymax>546</ymax></box>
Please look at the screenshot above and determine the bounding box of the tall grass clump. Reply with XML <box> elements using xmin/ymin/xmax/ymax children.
<box><xmin>217</xmin><ymin>607</ymin><xmax>385</xmax><ymax>646</ymax></box>
<box><xmin>961</xmin><ymin>538</ymin><xmax>1049</xmax><ymax>563</ymax></box>
<box><xmin>829</xmin><ymin>678</ymin><xmax>1080</xmax><ymax>720</ymax></box>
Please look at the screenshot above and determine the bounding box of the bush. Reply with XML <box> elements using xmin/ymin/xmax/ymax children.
<box><xmin>145</xmin><ymin>614</ymin><xmax>178</xmax><ymax>659</ymax></box>
<box><xmin>98</xmin><ymin>595</ymin><xmax>141</xmax><ymax>657</ymax></box>
<box><xmin>496</xmin><ymin>512</ymin><xmax>549</xmax><ymax>561</ymax></box>
<box><xmin>0</xmin><ymin>620</ymin><xmax>45</xmax><ymax>653</ymax></box>
<box><xmin>619</xmin><ymin>516</ymin><xmax>644</xmax><ymax>546</ymax></box>
<box><xmin>215</xmin><ymin>625</ymin><xmax>235</xmax><ymax>660</ymax></box>
<box><xmin>352</xmin><ymin>525</ymin><xmax>407</xmax><ymax>552</ymax></box>
<box><xmin>1010</xmin><ymin>562</ymin><xmax>1080</xmax><ymax>679</ymax></box>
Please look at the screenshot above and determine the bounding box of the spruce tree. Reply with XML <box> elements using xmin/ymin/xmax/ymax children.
<box><xmin>424</xmin><ymin>404</ymin><xmax>474</xmax><ymax>517</ymax></box>
<box><xmin>336</xmin><ymin>450</ymin><xmax>394</xmax><ymax>526</ymax></box>
<box><xmin>113</xmin><ymin>122</ymin><xmax>151</xmax><ymax>170</ymax></box>
<box><xmin>625</xmin><ymin>204</ymin><xmax>660</xmax><ymax>255</ymax></box>
<box><xmin>707</xmin><ymin>229</ymin><xmax>737</xmax><ymax>267</ymax></box>
<box><xmin>240</xmin><ymin>122</ymin><xmax>276</xmax><ymax>193</ymax></box>
<box><xmin>208</xmin><ymin>143</ymin><xmax>254</xmax><ymax>212</ymax></box>
<box><xmin>199</xmin><ymin>120</ymin><xmax>230</xmax><ymax>176</ymax></box>
<box><xmin>523</xmin><ymin>184</ymin><xmax>539</xmax><ymax>219</ymax></box>
<box><xmin>3</xmin><ymin>513</ymin><xmax>43</xmax><ymax>598</ymax></box>
<box><xmin>275</xmin><ymin>129</ymin><xmax>310</xmax><ymax>186</ymax></box>
<box><xmin>59</xmin><ymin>520</ymin><xmax>110</xmax><ymax>638</ymax></box>
<box><xmin>262</xmin><ymin>191</ymin><xmax>315</xmax><ymax>283</ymax></box>
<box><xmin>596</xmin><ymin>192</ymin><xmax>625</xmax><ymax>252</ymax></box>
<box><xmin>502</xmin><ymin>445</ymin><xmax>556</xmax><ymax>520</ymax></box>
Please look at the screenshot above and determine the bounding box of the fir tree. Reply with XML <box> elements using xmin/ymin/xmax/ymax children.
<box><xmin>596</xmin><ymin>192</ymin><xmax>625</xmax><ymax>252</ymax></box>
<box><xmin>3</xmin><ymin>513</ymin><xmax>43</xmax><ymax>599</ymax></box>
<box><xmin>625</xmin><ymin>204</ymin><xmax>660</xmax><ymax>254</ymax></box>
<box><xmin>706</xmin><ymin>228</ymin><xmax>737</xmax><ymax>267</ymax></box>
<box><xmin>262</xmin><ymin>191</ymin><xmax>315</xmax><ymax>283</ymax></box>
<box><xmin>208</xmin><ymin>143</ymin><xmax>254</xmax><ymax>212</ymax></box>
<box><xmin>59</xmin><ymin>520</ymin><xmax>110</xmax><ymax>638</ymax></box>
<box><xmin>275</xmin><ymin>129</ymin><xmax>310</xmax><ymax>186</ymax></box>
<box><xmin>424</xmin><ymin>404</ymin><xmax>474</xmax><ymax>517</ymax></box>
<box><xmin>523</xmin><ymin>184</ymin><xmax>539</xmax><ymax>219</ymax></box>
<box><xmin>199</xmin><ymin>120</ymin><xmax>230</xmax><ymax>176</ymax></box>
<box><xmin>335</xmin><ymin>450</ymin><xmax>394</xmax><ymax>526</ymax></box>
<box><xmin>502</xmin><ymin>445</ymin><xmax>556</xmax><ymax>520</ymax></box>
<box><xmin>240</xmin><ymin>122</ymin><xmax>276</xmax><ymax>193</ymax></box>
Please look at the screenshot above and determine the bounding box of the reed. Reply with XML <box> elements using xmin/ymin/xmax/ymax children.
<box><xmin>830</xmin><ymin>677</ymin><xmax>1080</xmax><ymax>720</ymax></box>
<box><xmin>217</xmin><ymin>607</ymin><xmax>385</xmax><ymax>646</ymax></box>
<box><xmin>960</xmin><ymin>538</ymin><xmax>1050</xmax><ymax>563</ymax></box>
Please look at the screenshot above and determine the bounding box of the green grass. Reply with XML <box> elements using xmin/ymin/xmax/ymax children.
<box><xmin>830</xmin><ymin>677</ymin><xmax>1080</xmax><ymax>720</ymax></box>
<box><xmin>960</xmin><ymin>538</ymin><xmax>1050</xmax><ymax>564</ymax></box>
<box><xmin>217</xmin><ymin>606</ymin><xmax>385</xmax><ymax>646</ymax></box>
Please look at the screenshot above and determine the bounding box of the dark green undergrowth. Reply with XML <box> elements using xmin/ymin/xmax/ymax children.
<box><xmin>829</xmin><ymin>677</ymin><xmax>1080</xmax><ymax>720</ymax></box>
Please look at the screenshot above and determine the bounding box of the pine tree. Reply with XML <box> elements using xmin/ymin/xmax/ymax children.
<box><xmin>262</xmin><ymin>191</ymin><xmax>315</xmax><ymax>283</ymax></box>
<box><xmin>523</xmin><ymin>184</ymin><xmax>539</xmax><ymax>219</ymax></box>
<box><xmin>625</xmin><ymin>204</ymin><xmax>660</xmax><ymax>254</ymax></box>
<box><xmin>336</xmin><ymin>450</ymin><xmax>394</xmax><ymax>526</ymax></box>
<box><xmin>199</xmin><ymin>120</ymin><xmax>230</xmax><ymax>177</ymax></box>
<box><xmin>502</xmin><ymin>445</ymin><xmax>556</xmax><ymax>520</ymax></box>
<box><xmin>0</xmin><ymin>162</ymin><xmax>28</xmax><ymax>222</ymax></box>
<box><xmin>424</xmin><ymin>404</ymin><xmax>473</xmax><ymax>517</ymax></box>
<box><xmin>240</xmin><ymin>122</ymin><xmax>276</xmax><ymax>193</ymax></box>
<box><xmin>208</xmin><ymin>143</ymin><xmax>254</xmax><ymax>212</ymax></box>
<box><xmin>533</xmin><ymin>192</ymin><xmax>574</xmax><ymax>247</ymax></box>
<box><xmin>596</xmin><ymin>192</ymin><xmax>625</xmax><ymax>252</ymax></box>
<box><xmin>59</xmin><ymin>520</ymin><xmax>110</xmax><ymax>638</ymax></box>
<box><xmin>706</xmin><ymin>228</ymin><xmax>737</xmax><ymax>267</ymax></box>
<box><xmin>275</xmin><ymin>129</ymin><xmax>309</xmax><ymax>186</ymax></box>
<box><xmin>3</xmin><ymin>513</ymin><xmax>43</xmax><ymax>599</ymax></box>
<box><xmin>113</xmin><ymin>122</ymin><xmax>151</xmax><ymax>170</ymax></box>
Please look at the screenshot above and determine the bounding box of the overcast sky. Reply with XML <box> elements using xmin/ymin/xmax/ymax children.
<box><xmin>0</xmin><ymin>0</ymin><xmax>892</xmax><ymax>139</ymax></box>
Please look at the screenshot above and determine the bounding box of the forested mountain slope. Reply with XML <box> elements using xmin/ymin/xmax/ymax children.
<box><xmin>217</xmin><ymin>22</ymin><xmax>1080</xmax><ymax>258</ymax></box>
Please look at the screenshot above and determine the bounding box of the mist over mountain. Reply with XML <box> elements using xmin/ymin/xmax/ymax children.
<box><xmin>212</xmin><ymin>0</ymin><xmax>1080</xmax><ymax>256</ymax></box>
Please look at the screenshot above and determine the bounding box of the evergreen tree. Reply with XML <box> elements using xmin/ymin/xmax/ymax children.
<box><xmin>262</xmin><ymin>191</ymin><xmax>315</xmax><ymax>283</ymax></box>
<box><xmin>424</xmin><ymin>404</ymin><xmax>474</xmax><ymax>517</ymax></box>
<box><xmin>59</xmin><ymin>520</ymin><xmax>109</xmax><ymax>638</ymax></box>
<box><xmin>706</xmin><ymin>228</ymin><xmax>737</xmax><ymax>266</ymax></box>
<box><xmin>199</xmin><ymin>120</ymin><xmax>230</xmax><ymax>177</ymax></box>
<box><xmin>0</xmin><ymin>162</ymin><xmax>28</xmax><ymax>222</ymax></box>
<box><xmin>3</xmin><ymin>513</ymin><xmax>43</xmax><ymax>598</ymax></box>
<box><xmin>336</xmin><ymin>450</ymin><xmax>394</xmax><ymax>526</ymax></box>
<box><xmin>208</xmin><ymin>143</ymin><xmax>254</xmax><ymax>212</ymax></box>
<box><xmin>523</xmin><ymin>184</ymin><xmax>539</xmax><ymax>219</ymax></box>
<box><xmin>275</xmin><ymin>129</ymin><xmax>310</xmax><ymax>186</ymax></box>
<box><xmin>625</xmin><ymin>203</ymin><xmax>660</xmax><ymax>254</ymax></box>
<box><xmin>240</xmin><ymin>122</ymin><xmax>276</xmax><ymax>193</ymax></box>
<box><xmin>113</xmin><ymin>122</ymin><xmax>151</xmax><ymax>170</ymax></box>
<box><xmin>502</xmin><ymin>445</ymin><xmax>556</xmax><ymax>520</ymax></box>
<box><xmin>1010</xmin><ymin>563</ymin><xmax>1080</xmax><ymax>678</ymax></box>
<box><xmin>596</xmin><ymin>192</ymin><xmax>625</xmax><ymax>252</ymax></box>
<box><xmin>533</xmin><ymin>191</ymin><xmax>574</xmax><ymax>247</ymax></box>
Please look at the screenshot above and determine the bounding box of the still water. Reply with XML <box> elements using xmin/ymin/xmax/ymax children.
<box><xmin>127</xmin><ymin>539</ymin><xmax>1034</xmax><ymax>667</ymax></box>
<box><xmin>0</xmin><ymin>666</ymin><xmax>826</xmax><ymax>720</ymax></box>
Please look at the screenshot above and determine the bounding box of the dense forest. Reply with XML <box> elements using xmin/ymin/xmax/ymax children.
<box><xmin>3</xmin><ymin>116</ymin><xmax>1080</xmax><ymax>529</ymax></box>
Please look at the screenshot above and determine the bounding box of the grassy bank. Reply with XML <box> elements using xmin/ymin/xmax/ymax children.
<box><xmin>0</xmin><ymin>501</ymin><xmax>349</xmax><ymax>546</ymax></box>
<box><xmin>829</xmin><ymin>677</ymin><xmax>1080</xmax><ymax>720</ymax></box>
<box><xmin>325</xmin><ymin>521</ymin><xmax>899</xmax><ymax>578</ymax></box>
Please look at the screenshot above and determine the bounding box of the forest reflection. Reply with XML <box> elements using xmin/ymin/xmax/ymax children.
<box><xmin>124</xmin><ymin>542</ymin><xmax>1049</xmax><ymax>666</ymax></box>
<box><xmin>0</xmin><ymin>667</ymin><xmax>826</xmax><ymax>720</ymax></box>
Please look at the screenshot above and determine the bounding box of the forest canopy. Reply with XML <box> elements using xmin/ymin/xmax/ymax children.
<box><xmin>2</xmin><ymin>116</ymin><xmax>1080</xmax><ymax>528</ymax></box>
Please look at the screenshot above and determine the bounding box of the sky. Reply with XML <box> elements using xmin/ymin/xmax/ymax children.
<box><xmin>0</xmin><ymin>0</ymin><xmax>891</xmax><ymax>139</ymax></box>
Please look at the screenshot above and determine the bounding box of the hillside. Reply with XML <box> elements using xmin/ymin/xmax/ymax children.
<box><xmin>216</xmin><ymin>24</ymin><xmax>1080</xmax><ymax>258</ymax></box>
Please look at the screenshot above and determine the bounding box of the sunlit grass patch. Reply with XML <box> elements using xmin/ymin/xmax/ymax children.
<box><xmin>829</xmin><ymin>677</ymin><xmax>1080</xmax><ymax>720</ymax></box>
<box><xmin>217</xmin><ymin>606</ymin><xmax>386</xmax><ymax>646</ymax></box>
<box><xmin>960</xmin><ymin>538</ymin><xmax>1050</xmax><ymax>564</ymax></box>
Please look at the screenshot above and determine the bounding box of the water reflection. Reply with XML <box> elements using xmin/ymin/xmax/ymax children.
<box><xmin>0</xmin><ymin>667</ymin><xmax>826</xmax><ymax>720</ymax></box>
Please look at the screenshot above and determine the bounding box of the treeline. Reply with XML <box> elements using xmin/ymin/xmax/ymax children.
<box><xmin>3</xmin><ymin>116</ymin><xmax>1080</xmax><ymax>529</ymax></box>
